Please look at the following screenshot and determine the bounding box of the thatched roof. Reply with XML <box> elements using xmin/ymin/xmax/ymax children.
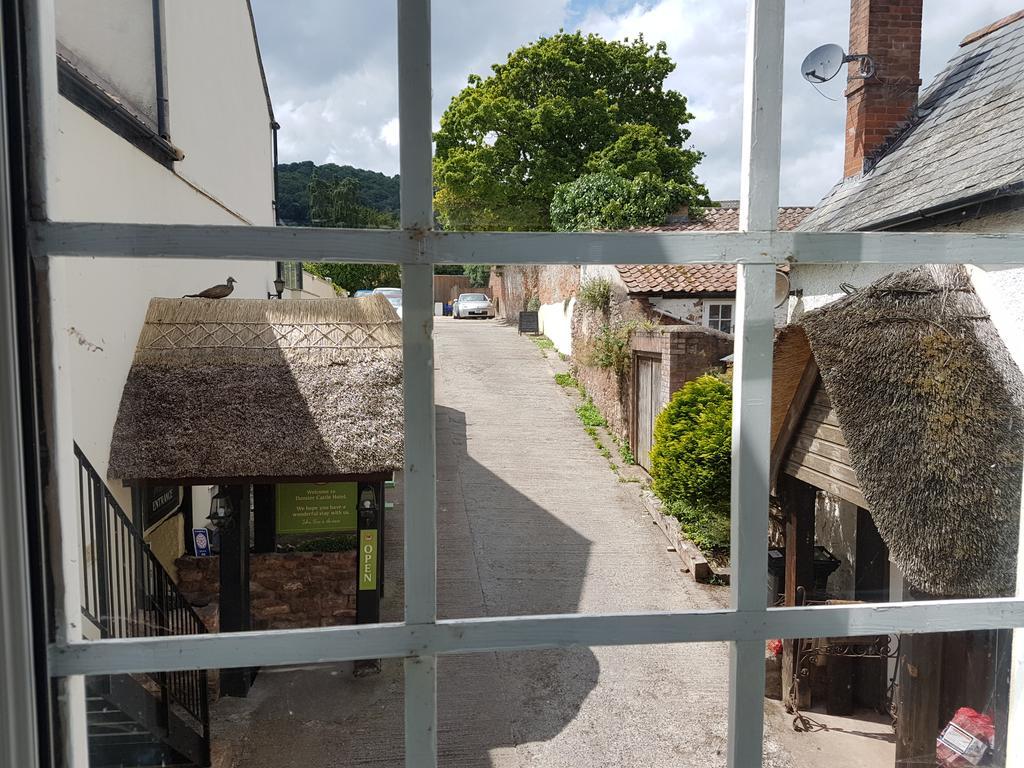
<box><xmin>774</xmin><ymin>266</ymin><xmax>1023</xmax><ymax>597</ymax></box>
<box><xmin>108</xmin><ymin>296</ymin><xmax>403</xmax><ymax>482</ymax></box>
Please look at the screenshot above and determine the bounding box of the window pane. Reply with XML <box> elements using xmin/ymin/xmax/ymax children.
<box><xmin>442</xmin><ymin>646</ymin><xmax>756</xmax><ymax>765</ymax></box>
<box><xmin>437</xmin><ymin>267</ymin><xmax>737</xmax><ymax>619</ymax></box>
<box><xmin>764</xmin><ymin>629</ymin><xmax>1014</xmax><ymax>768</ymax></box>
<box><xmin>56</xmin><ymin>256</ymin><xmax>404</xmax><ymax>645</ymax></box>
<box><xmin>78</xmin><ymin>659</ymin><xmax>401</xmax><ymax>767</ymax></box>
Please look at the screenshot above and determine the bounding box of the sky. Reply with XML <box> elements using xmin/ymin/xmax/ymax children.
<box><xmin>250</xmin><ymin>0</ymin><xmax>1022</xmax><ymax>206</ymax></box>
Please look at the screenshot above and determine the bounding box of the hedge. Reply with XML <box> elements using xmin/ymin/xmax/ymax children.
<box><xmin>650</xmin><ymin>374</ymin><xmax>733</xmax><ymax>532</ymax></box>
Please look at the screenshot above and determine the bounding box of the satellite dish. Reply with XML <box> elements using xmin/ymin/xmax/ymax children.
<box><xmin>801</xmin><ymin>43</ymin><xmax>846</xmax><ymax>84</ymax></box>
<box><xmin>774</xmin><ymin>269</ymin><xmax>791</xmax><ymax>308</ymax></box>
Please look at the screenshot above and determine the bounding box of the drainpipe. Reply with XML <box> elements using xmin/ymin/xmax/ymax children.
<box><xmin>271</xmin><ymin>120</ymin><xmax>281</xmax><ymax>224</ymax></box>
<box><xmin>151</xmin><ymin>0</ymin><xmax>170</xmax><ymax>140</ymax></box>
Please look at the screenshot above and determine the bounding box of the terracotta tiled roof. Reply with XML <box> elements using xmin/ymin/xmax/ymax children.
<box><xmin>618</xmin><ymin>206</ymin><xmax>813</xmax><ymax>295</ymax></box>
<box><xmin>617</xmin><ymin>263</ymin><xmax>738</xmax><ymax>295</ymax></box>
<box><xmin>643</xmin><ymin>206</ymin><xmax>814</xmax><ymax>232</ymax></box>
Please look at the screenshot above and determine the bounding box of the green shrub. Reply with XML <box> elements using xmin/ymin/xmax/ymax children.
<box><xmin>576</xmin><ymin>399</ymin><xmax>607</xmax><ymax>428</ymax></box>
<box><xmin>587</xmin><ymin>322</ymin><xmax>633</xmax><ymax>375</ymax></box>
<box><xmin>526</xmin><ymin>295</ymin><xmax>541</xmax><ymax>311</ymax></box>
<box><xmin>650</xmin><ymin>374</ymin><xmax>732</xmax><ymax>522</ymax></box>
<box><xmin>577</xmin><ymin>277</ymin><xmax>612</xmax><ymax>313</ymax></box>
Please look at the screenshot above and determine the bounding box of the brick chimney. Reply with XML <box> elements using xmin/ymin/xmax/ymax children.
<box><xmin>844</xmin><ymin>0</ymin><xmax>923</xmax><ymax>177</ymax></box>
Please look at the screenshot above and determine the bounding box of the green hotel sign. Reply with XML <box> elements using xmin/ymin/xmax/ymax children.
<box><xmin>359</xmin><ymin>529</ymin><xmax>378</xmax><ymax>591</ymax></box>
<box><xmin>275</xmin><ymin>483</ymin><xmax>358</xmax><ymax>534</ymax></box>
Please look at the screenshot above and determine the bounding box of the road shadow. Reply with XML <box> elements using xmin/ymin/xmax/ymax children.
<box><xmin>435</xmin><ymin>405</ymin><xmax>599</xmax><ymax>765</ymax></box>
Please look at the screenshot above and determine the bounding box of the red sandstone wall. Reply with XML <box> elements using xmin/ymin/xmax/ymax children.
<box><xmin>176</xmin><ymin>551</ymin><xmax>357</xmax><ymax>632</ymax></box>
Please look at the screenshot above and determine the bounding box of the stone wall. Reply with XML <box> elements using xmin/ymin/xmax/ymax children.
<box><xmin>176</xmin><ymin>551</ymin><xmax>357</xmax><ymax>631</ymax></box>
<box><xmin>489</xmin><ymin>265</ymin><xmax>579</xmax><ymax>322</ymax></box>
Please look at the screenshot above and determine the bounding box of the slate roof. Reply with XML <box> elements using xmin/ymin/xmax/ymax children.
<box><xmin>619</xmin><ymin>206</ymin><xmax>812</xmax><ymax>295</ymax></box>
<box><xmin>799</xmin><ymin>11</ymin><xmax>1024</xmax><ymax>232</ymax></box>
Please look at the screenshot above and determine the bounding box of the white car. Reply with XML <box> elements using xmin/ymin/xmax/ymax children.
<box><xmin>452</xmin><ymin>292</ymin><xmax>496</xmax><ymax>319</ymax></box>
<box><xmin>372</xmin><ymin>287</ymin><xmax>403</xmax><ymax>319</ymax></box>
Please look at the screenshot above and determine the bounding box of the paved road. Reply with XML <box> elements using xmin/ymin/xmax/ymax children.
<box><xmin>213</xmin><ymin>319</ymin><xmax>794</xmax><ymax>767</ymax></box>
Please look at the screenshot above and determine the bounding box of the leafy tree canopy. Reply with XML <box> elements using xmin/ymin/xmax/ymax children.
<box><xmin>550</xmin><ymin>170</ymin><xmax>689</xmax><ymax>231</ymax></box>
<box><xmin>276</xmin><ymin>161</ymin><xmax>399</xmax><ymax>225</ymax></box>
<box><xmin>309</xmin><ymin>173</ymin><xmax>399</xmax><ymax>229</ymax></box>
<box><xmin>464</xmin><ymin>264</ymin><xmax>491</xmax><ymax>287</ymax></box>
<box><xmin>433</xmin><ymin>32</ymin><xmax>709</xmax><ymax>231</ymax></box>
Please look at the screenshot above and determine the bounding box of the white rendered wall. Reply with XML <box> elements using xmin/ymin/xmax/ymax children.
<box><xmin>538</xmin><ymin>297</ymin><xmax>574</xmax><ymax>355</ymax></box>
<box><xmin>648</xmin><ymin>296</ymin><xmax>701</xmax><ymax>324</ymax></box>
<box><xmin>163</xmin><ymin>0</ymin><xmax>274</xmax><ymax>226</ymax></box>
<box><xmin>56</xmin><ymin>0</ymin><xmax>158</xmax><ymax>124</ymax></box>
<box><xmin>292</xmin><ymin>270</ymin><xmax>340</xmax><ymax>299</ymax></box>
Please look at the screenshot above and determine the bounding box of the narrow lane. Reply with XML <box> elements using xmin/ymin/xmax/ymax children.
<box><xmin>432</xmin><ymin>319</ymin><xmax>791</xmax><ymax>767</ymax></box>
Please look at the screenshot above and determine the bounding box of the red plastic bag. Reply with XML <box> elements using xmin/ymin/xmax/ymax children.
<box><xmin>936</xmin><ymin>707</ymin><xmax>995</xmax><ymax>766</ymax></box>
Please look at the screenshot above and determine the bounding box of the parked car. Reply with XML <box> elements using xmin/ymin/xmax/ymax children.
<box><xmin>452</xmin><ymin>293</ymin><xmax>495</xmax><ymax>319</ymax></box>
<box><xmin>352</xmin><ymin>289</ymin><xmax>374</xmax><ymax>298</ymax></box>
<box><xmin>372</xmin><ymin>287</ymin><xmax>403</xmax><ymax>318</ymax></box>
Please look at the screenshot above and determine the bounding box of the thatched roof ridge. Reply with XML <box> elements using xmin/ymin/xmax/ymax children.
<box><xmin>109</xmin><ymin>295</ymin><xmax>404</xmax><ymax>482</ymax></box>
<box><xmin>796</xmin><ymin>265</ymin><xmax>1022</xmax><ymax>597</ymax></box>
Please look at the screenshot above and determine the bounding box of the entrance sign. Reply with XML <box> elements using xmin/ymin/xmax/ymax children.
<box><xmin>275</xmin><ymin>483</ymin><xmax>358</xmax><ymax>534</ymax></box>
<box><xmin>359</xmin><ymin>529</ymin><xmax>378</xmax><ymax>591</ymax></box>
<box><xmin>142</xmin><ymin>485</ymin><xmax>180</xmax><ymax>529</ymax></box>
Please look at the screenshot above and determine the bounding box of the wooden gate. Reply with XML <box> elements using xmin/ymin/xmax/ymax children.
<box><xmin>635</xmin><ymin>354</ymin><xmax>665</xmax><ymax>472</ymax></box>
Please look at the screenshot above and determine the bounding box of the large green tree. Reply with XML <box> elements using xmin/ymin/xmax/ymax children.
<box><xmin>305</xmin><ymin>174</ymin><xmax>400</xmax><ymax>293</ymax></box>
<box><xmin>433</xmin><ymin>32</ymin><xmax>709</xmax><ymax>231</ymax></box>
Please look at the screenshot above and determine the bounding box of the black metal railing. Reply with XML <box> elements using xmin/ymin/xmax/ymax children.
<box><xmin>75</xmin><ymin>443</ymin><xmax>210</xmax><ymax>759</ymax></box>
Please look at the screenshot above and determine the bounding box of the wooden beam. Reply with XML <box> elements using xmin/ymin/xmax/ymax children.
<box><xmin>896</xmin><ymin>630</ymin><xmax>943</xmax><ymax>765</ymax></box>
<box><xmin>778</xmin><ymin>474</ymin><xmax>816</xmax><ymax>711</ymax></box>
<box><xmin>770</xmin><ymin>358</ymin><xmax>819</xmax><ymax>489</ymax></box>
<box><xmin>785</xmin><ymin>463</ymin><xmax>869</xmax><ymax>509</ymax></box>
<box><xmin>219</xmin><ymin>484</ymin><xmax>251</xmax><ymax>698</ymax></box>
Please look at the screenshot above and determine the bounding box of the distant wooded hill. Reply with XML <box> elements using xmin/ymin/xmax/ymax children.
<box><xmin>276</xmin><ymin>161</ymin><xmax>400</xmax><ymax>225</ymax></box>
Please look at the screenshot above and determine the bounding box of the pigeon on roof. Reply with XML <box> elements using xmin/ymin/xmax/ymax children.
<box><xmin>184</xmin><ymin>277</ymin><xmax>237</xmax><ymax>299</ymax></box>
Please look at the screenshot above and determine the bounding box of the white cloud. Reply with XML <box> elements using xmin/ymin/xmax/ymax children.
<box><xmin>252</xmin><ymin>0</ymin><xmax>1024</xmax><ymax>206</ymax></box>
<box><xmin>379</xmin><ymin>117</ymin><xmax>400</xmax><ymax>148</ymax></box>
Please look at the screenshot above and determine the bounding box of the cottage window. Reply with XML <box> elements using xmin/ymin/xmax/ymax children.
<box><xmin>704</xmin><ymin>300</ymin><xmax>735</xmax><ymax>334</ymax></box>
<box><xmin>2</xmin><ymin>1</ymin><xmax>1024</xmax><ymax>767</ymax></box>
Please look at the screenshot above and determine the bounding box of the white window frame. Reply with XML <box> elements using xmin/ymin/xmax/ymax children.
<box><xmin>703</xmin><ymin>299</ymin><xmax>735</xmax><ymax>334</ymax></box>
<box><xmin>1</xmin><ymin>1</ymin><xmax>1023</xmax><ymax>767</ymax></box>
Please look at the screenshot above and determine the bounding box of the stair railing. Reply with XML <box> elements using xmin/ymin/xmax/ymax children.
<box><xmin>75</xmin><ymin>443</ymin><xmax>210</xmax><ymax>761</ymax></box>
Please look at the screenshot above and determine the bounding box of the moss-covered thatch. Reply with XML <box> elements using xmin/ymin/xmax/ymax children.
<box><xmin>793</xmin><ymin>265</ymin><xmax>1022</xmax><ymax>597</ymax></box>
<box><xmin>108</xmin><ymin>295</ymin><xmax>403</xmax><ymax>482</ymax></box>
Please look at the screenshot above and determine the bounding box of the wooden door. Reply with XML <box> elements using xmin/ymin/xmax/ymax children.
<box><xmin>636</xmin><ymin>355</ymin><xmax>663</xmax><ymax>472</ymax></box>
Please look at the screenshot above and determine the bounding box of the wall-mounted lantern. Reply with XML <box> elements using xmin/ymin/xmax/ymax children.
<box><xmin>268</xmin><ymin>277</ymin><xmax>285</xmax><ymax>300</ymax></box>
<box><xmin>207</xmin><ymin>487</ymin><xmax>236</xmax><ymax>530</ymax></box>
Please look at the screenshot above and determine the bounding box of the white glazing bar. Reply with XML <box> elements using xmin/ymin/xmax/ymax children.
<box><xmin>40</xmin><ymin>223</ymin><xmax>1024</xmax><ymax>267</ymax></box>
<box><xmin>24</xmin><ymin>0</ymin><xmax>58</xmax><ymax>219</ymax></box>
<box><xmin>1008</xmin><ymin>471</ymin><xmax>1024</xmax><ymax>766</ymax></box>
<box><xmin>397</xmin><ymin>0</ymin><xmax>437</xmax><ymax>765</ymax></box>
<box><xmin>0</xmin><ymin>6</ymin><xmax>40</xmax><ymax>757</ymax></box>
<box><xmin>730</xmin><ymin>0</ymin><xmax>785</xmax><ymax>763</ymax></box>
<box><xmin>727</xmin><ymin>264</ymin><xmax>776</xmax><ymax>768</ymax></box>
<box><xmin>401</xmin><ymin>263</ymin><xmax>437</xmax><ymax>623</ymax></box>
<box><xmin>48</xmin><ymin>597</ymin><xmax>1024</xmax><ymax>677</ymax></box>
